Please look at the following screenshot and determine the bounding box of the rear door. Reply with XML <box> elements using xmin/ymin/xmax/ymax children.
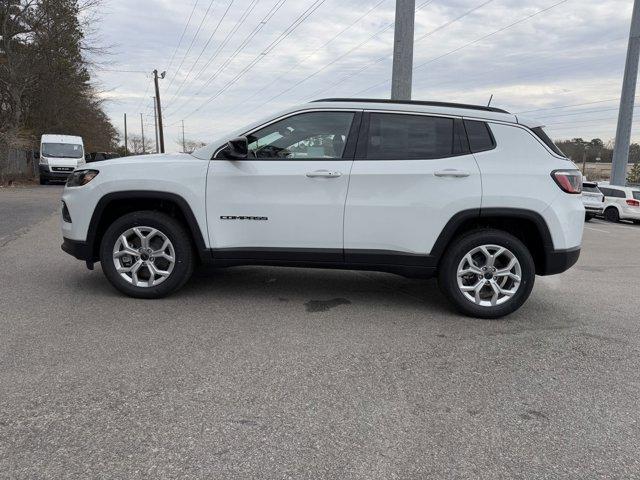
<box><xmin>207</xmin><ymin>110</ymin><xmax>360</xmax><ymax>261</ymax></box>
<box><xmin>344</xmin><ymin>111</ymin><xmax>482</xmax><ymax>264</ymax></box>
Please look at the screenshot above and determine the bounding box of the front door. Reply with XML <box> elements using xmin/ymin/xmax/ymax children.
<box><xmin>207</xmin><ymin>110</ymin><xmax>360</xmax><ymax>262</ymax></box>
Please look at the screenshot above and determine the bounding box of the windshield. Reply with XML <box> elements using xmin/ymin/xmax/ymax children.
<box><xmin>42</xmin><ymin>142</ymin><xmax>83</xmax><ymax>158</ymax></box>
<box><xmin>633</xmin><ymin>191</ymin><xmax>640</xmax><ymax>201</ymax></box>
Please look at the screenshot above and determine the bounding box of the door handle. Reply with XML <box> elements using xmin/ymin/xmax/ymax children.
<box><xmin>434</xmin><ymin>169</ymin><xmax>470</xmax><ymax>178</ymax></box>
<box><xmin>306</xmin><ymin>170</ymin><xmax>342</xmax><ymax>178</ymax></box>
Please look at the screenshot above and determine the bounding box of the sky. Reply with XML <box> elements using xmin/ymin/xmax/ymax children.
<box><xmin>88</xmin><ymin>0</ymin><xmax>635</xmax><ymax>152</ymax></box>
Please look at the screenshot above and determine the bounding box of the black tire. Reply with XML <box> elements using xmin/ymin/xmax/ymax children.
<box><xmin>604</xmin><ymin>207</ymin><xmax>619</xmax><ymax>223</ymax></box>
<box><xmin>99</xmin><ymin>211</ymin><xmax>194</xmax><ymax>298</ymax></box>
<box><xmin>438</xmin><ymin>229</ymin><xmax>536</xmax><ymax>319</ymax></box>
<box><xmin>39</xmin><ymin>176</ymin><xmax>48</xmax><ymax>185</ymax></box>
<box><xmin>585</xmin><ymin>214</ymin><xmax>594</xmax><ymax>222</ymax></box>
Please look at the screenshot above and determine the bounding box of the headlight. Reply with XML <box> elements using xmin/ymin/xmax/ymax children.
<box><xmin>66</xmin><ymin>169</ymin><xmax>99</xmax><ymax>187</ymax></box>
<box><xmin>39</xmin><ymin>157</ymin><xmax>48</xmax><ymax>165</ymax></box>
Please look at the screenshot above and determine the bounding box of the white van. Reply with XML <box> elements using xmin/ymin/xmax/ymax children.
<box><xmin>39</xmin><ymin>134</ymin><xmax>85</xmax><ymax>185</ymax></box>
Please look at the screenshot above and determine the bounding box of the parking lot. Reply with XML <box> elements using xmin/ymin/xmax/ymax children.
<box><xmin>1</xmin><ymin>186</ymin><xmax>639</xmax><ymax>479</ymax></box>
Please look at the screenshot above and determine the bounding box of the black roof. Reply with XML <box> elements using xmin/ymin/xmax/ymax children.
<box><xmin>311</xmin><ymin>98</ymin><xmax>510</xmax><ymax>114</ymax></box>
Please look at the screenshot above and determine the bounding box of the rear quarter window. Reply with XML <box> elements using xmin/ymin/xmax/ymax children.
<box><xmin>463</xmin><ymin>120</ymin><xmax>495</xmax><ymax>153</ymax></box>
<box><xmin>531</xmin><ymin>126</ymin><xmax>566</xmax><ymax>157</ymax></box>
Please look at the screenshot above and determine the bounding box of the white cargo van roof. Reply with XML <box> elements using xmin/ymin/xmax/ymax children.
<box><xmin>41</xmin><ymin>134</ymin><xmax>83</xmax><ymax>144</ymax></box>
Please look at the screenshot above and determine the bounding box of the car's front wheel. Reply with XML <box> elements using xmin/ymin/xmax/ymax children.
<box><xmin>438</xmin><ymin>229</ymin><xmax>535</xmax><ymax>319</ymax></box>
<box><xmin>100</xmin><ymin>211</ymin><xmax>194</xmax><ymax>298</ymax></box>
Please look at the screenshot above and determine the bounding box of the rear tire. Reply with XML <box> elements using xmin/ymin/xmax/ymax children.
<box><xmin>39</xmin><ymin>176</ymin><xmax>48</xmax><ymax>185</ymax></box>
<box><xmin>585</xmin><ymin>214</ymin><xmax>594</xmax><ymax>222</ymax></box>
<box><xmin>438</xmin><ymin>229</ymin><xmax>535</xmax><ymax>319</ymax></box>
<box><xmin>100</xmin><ymin>211</ymin><xmax>194</xmax><ymax>298</ymax></box>
<box><xmin>604</xmin><ymin>207</ymin><xmax>620</xmax><ymax>223</ymax></box>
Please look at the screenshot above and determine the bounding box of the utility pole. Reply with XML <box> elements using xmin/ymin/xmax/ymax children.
<box><xmin>153</xmin><ymin>69</ymin><xmax>166</xmax><ymax>153</ymax></box>
<box><xmin>391</xmin><ymin>0</ymin><xmax>415</xmax><ymax>100</ymax></box>
<box><xmin>611</xmin><ymin>0</ymin><xmax>640</xmax><ymax>186</ymax></box>
<box><xmin>152</xmin><ymin>96</ymin><xmax>159</xmax><ymax>153</ymax></box>
<box><xmin>140</xmin><ymin>113</ymin><xmax>145</xmax><ymax>154</ymax></box>
<box><xmin>181</xmin><ymin>120</ymin><xmax>186</xmax><ymax>153</ymax></box>
<box><xmin>123</xmin><ymin>113</ymin><xmax>128</xmax><ymax>156</ymax></box>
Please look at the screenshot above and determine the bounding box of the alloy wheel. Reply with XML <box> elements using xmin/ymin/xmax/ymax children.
<box><xmin>456</xmin><ymin>244</ymin><xmax>522</xmax><ymax>307</ymax></box>
<box><xmin>112</xmin><ymin>226</ymin><xmax>175</xmax><ymax>287</ymax></box>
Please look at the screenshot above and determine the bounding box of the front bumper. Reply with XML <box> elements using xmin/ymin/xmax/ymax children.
<box><xmin>61</xmin><ymin>237</ymin><xmax>93</xmax><ymax>261</ymax></box>
<box><xmin>39</xmin><ymin>165</ymin><xmax>73</xmax><ymax>180</ymax></box>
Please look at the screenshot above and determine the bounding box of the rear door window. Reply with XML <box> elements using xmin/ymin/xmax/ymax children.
<box><xmin>365</xmin><ymin>113</ymin><xmax>457</xmax><ymax>160</ymax></box>
<box><xmin>463</xmin><ymin>120</ymin><xmax>495</xmax><ymax>153</ymax></box>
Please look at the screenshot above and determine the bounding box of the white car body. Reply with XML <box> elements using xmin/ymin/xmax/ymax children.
<box><xmin>597</xmin><ymin>183</ymin><xmax>640</xmax><ymax>222</ymax></box>
<box><xmin>60</xmin><ymin>99</ymin><xmax>585</xmax><ymax>317</ymax></box>
<box><xmin>39</xmin><ymin>134</ymin><xmax>85</xmax><ymax>183</ymax></box>
<box><xmin>581</xmin><ymin>181</ymin><xmax>605</xmax><ymax>218</ymax></box>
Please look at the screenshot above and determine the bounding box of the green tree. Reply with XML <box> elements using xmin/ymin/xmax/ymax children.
<box><xmin>628</xmin><ymin>162</ymin><xmax>640</xmax><ymax>184</ymax></box>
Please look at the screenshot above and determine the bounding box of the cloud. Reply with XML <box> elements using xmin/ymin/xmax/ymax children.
<box><xmin>92</xmin><ymin>0</ymin><xmax>635</xmax><ymax>150</ymax></box>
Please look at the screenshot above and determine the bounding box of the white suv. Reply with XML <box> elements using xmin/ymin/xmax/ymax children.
<box><xmin>60</xmin><ymin>99</ymin><xmax>584</xmax><ymax>318</ymax></box>
<box><xmin>597</xmin><ymin>183</ymin><xmax>640</xmax><ymax>223</ymax></box>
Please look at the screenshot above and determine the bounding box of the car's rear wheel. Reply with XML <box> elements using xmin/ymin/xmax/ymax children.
<box><xmin>585</xmin><ymin>214</ymin><xmax>594</xmax><ymax>222</ymax></box>
<box><xmin>100</xmin><ymin>211</ymin><xmax>194</xmax><ymax>298</ymax></box>
<box><xmin>438</xmin><ymin>229</ymin><xmax>535</xmax><ymax>319</ymax></box>
<box><xmin>604</xmin><ymin>207</ymin><xmax>619</xmax><ymax>223</ymax></box>
<box><xmin>39</xmin><ymin>176</ymin><xmax>48</xmax><ymax>185</ymax></box>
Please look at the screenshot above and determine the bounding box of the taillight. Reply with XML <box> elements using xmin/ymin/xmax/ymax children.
<box><xmin>627</xmin><ymin>199</ymin><xmax>640</xmax><ymax>207</ymax></box>
<box><xmin>551</xmin><ymin>170</ymin><xmax>582</xmax><ymax>194</ymax></box>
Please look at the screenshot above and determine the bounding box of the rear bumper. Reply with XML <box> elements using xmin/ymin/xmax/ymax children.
<box><xmin>584</xmin><ymin>205</ymin><xmax>604</xmax><ymax>214</ymax></box>
<box><xmin>61</xmin><ymin>237</ymin><xmax>92</xmax><ymax>261</ymax></box>
<box><xmin>541</xmin><ymin>246</ymin><xmax>580</xmax><ymax>276</ymax></box>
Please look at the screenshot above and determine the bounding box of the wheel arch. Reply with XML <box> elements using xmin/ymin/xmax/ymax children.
<box><xmin>87</xmin><ymin>191</ymin><xmax>208</xmax><ymax>262</ymax></box>
<box><xmin>431</xmin><ymin>208</ymin><xmax>556</xmax><ymax>275</ymax></box>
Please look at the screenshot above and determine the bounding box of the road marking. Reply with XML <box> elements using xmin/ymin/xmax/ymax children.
<box><xmin>585</xmin><ymin>226</ymin><xmax>609</xmax><ymax>233</ymax></box>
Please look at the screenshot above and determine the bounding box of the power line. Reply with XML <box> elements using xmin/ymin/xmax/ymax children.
<box><xmin>515</xmin><ymin>98</ymin><xmax>624</xmax><ymax>114</ymax></box>
<box><xmin>303</xmin><ymin>0</ymin><xmax>494</xmax><ymax>102</ymax></box>
<box><xmin>165</xmin><ymin>0</ymin><xmax>261</xmax><ymax>111</ymax></box>
<box><xmin>165</xmin><ymin>0</ymin><xmax>200</xmax><ymax>73</ymax></box>
<box><xmin>171</xmin><ymin>0</ymin><xmax>329</xmax><ymax>123</ymax></box>
<box><xmin>166</xmin><ymin>0</ymin><xmax>218</xmax><ymax>92</ymax></box>
<box><xmin>164</xmin><ymin>0</ymin><xmax>289</xmax><ymax>120</ymax></box>
<box><xmin>253</xmin><ymin>0</ymin><xmax>436</xmax><ymax>108</ymax></box>
<box><xmin>354</xmin><ymin>0</ymin><xmax>571</xmax><ymax>96</ymax></box>
<box><xmin>234</xmin><ymin>0</ymin><xmax>389</xmax><ymax>109</ymax></box>
<box><xmin>166</xmin><ymin>0</ymin><xmax>236</xmax><ymax>106</ymax></box>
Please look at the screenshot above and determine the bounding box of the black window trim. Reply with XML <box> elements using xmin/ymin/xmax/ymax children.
<box><xmin>354</xmin><ymin>110</ymin><xmax>473</xmax><ymax>161</ymax></box>
<box><xmin>462</xmin><ymin>119</ymin><xmax>497</xmax><ymax>154</ymax></box>
<box><xmin>213</xmin><ymin>108</ymin><xmax>362</xmax><ymax>161</ymax></box>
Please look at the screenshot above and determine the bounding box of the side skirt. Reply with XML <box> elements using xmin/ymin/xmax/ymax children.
<box><xmin>205</xmin><ymin>248</ymin><xmax>437</xmax><ymax>278</ymax></box>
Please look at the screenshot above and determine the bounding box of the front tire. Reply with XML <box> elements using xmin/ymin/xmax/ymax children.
<box><xmin>585</xmin><ymin>214</ymin><xmax>594</xmax><ymax>222</ymax></box>
<box><xmin>39</xmin><ymin>176</ymin><xmax>48</xmax><ymax>185</ymax></box>
<box><xmin>438</xmin><ymin>229</ymin><xmax>535</xmax><ymax>319</ymax></box>
<box><xmin>604</xmin><ymin>207</ymin><xmax>620</xmax><ymax>223</ymax></box>
<box><xmin>100</xmin><ymin>211</ymin><xmax>194</xmax><ymax>298</ymax></box>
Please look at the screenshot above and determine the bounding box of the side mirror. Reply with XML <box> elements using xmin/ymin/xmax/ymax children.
<box><xmin>226</xmin><ymin>136</ymin><xmax>248</xmax><ymax>160</ymax></box>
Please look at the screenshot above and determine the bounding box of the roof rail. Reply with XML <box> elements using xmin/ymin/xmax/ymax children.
<box><xmin>311</xmin><ymin>98</ymin><xmax>510</xmax><ymax>114</ymax></box>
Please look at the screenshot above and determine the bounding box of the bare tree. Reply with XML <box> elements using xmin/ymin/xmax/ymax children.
<box><xmin>176</xmin><ymin>138</ymin><xmax>206</xmax><ymax>153</ymax></box>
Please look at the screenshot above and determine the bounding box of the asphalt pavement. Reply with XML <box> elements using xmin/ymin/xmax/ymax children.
<box><xmin>1</xmin><ymin>187</ymin><xmax>639</xmax><ymax>479</ymax></box>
